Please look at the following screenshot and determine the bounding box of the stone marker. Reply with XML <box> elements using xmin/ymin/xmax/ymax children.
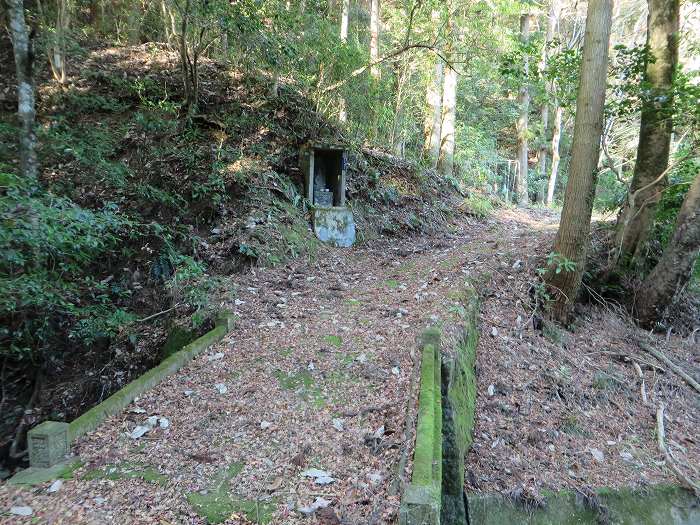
<box><xmin>28</xmin><ymin>421</ymin><xmax>69</xmax><ymax>468</ymax></box>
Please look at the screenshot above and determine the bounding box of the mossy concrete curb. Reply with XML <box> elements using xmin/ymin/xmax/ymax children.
<box><xmin>399</xmin><ymin>283</ymin><xmax>480</xmax><ymax>525</ymax></box>
<box><xmin>12</xmin><ymin>313</ymin><xmax>235</xmax><ymax>482</ymax></box>
<box><xmin>441</xmin><ymin>282</ymin><xmax>479</xmax><ymax>524</ymax></box>
<box><xmin>399</xmin><ymin>329</ymin><xmax>442</xmax><ymax>525</ymax></box>
<box><xmin>467</xmin><ymin>485</ymin><xmax>700</xmax><ymax>525</ymax></box>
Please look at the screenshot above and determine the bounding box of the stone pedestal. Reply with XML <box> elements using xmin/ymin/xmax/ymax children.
<box><xmin>312</xmin><ymin>207</ymin><xmax>356</xmax><ymax>247</ymax></box>
<box><xmin>28</xmin><ymin>421</ymin><xmax>69</xmax><ymax>468</ymax></box>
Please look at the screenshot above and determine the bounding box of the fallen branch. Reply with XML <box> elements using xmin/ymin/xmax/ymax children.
<box><xmin>137</xmin><ymin>303</ymin><xmax>183</xmax><ymax>323</ymax></box>
<box><xmin>639</xmin><ymin>342</ymin><xmax>700</xmax><ymax>394</ymax></box>
<box><xmin>656</xmin><ymin>403</ymin><xmax>700</xmax><ymax>497</ymax></box>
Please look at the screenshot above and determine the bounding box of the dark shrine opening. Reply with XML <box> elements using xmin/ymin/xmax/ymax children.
<box><xmin>301</xmin><ymin>145</ymin><xmax>347</xmax><ymax>208</ymax></box>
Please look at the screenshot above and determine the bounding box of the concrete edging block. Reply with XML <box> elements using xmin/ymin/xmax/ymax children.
<box><xmin>399</xmin><ymin>482</ymin><xmax>441</xmax><ymax>525</ymax></box>
<box><xmin>400</xmin><ymin>332</ymin><xmax>443</xmax><ymax>525</ymax></box>
<box><xmin>16</xmin><ymin>313</ymin><xmax>235</xmax><ymax>479</ymax></box>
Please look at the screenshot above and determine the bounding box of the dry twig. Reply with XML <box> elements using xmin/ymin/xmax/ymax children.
<box><xmin>632</xmin><ymin>362</ymin><xmax>648</xmax><ymax>405</ymax></box>
<box><xmin>656</xmin><ymin>403</ymin><xmax>700</xmax><ymax>497</ymax></box>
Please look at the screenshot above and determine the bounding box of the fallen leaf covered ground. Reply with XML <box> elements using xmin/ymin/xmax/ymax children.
<box><xmin>1</xmin><ymin>208</ymin><xmax>697</xmax><ymax>524</ymax></box>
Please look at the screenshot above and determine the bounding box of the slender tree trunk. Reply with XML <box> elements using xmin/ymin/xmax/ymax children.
<box><xmin>340</xmin><ymin>0</ymin><xmax>349</xmax><ymax>41</ymax></box>
<box><xmin>538</xmin><ymin>1</ymin><xmax>560</xmax><ymax>187</ymax></box>
<box><xmin>423</xmin><ymin>9</ymin><xmax>443</xmax><ymax>167</ymax></box>
<box><xmin>6</xmin><ymin>0</ymin><xmax>38</xmax><ymax>180</ymax></box>
<box><xmin>636</xmin><ymin>173</ymin><xmax>700</xmax><ymax>325</ymax></box>
<box><xmin>546</xmin><ymin>104</ymin><xmax>563</xmax><ymax>205</ymax></box>
<box><xmin>614</xmin><ymin>0</ymin><xmax>680</xmax><ymax>266</ymax></box>
<box><xmin>338</xmin><ymin>0</ymin><xmax>350</xmax><ymax>122</ymax></box>
<box><xmin>369</xmin><ymin>0</ymin><xmax>380</xmax><ymax>77</ymax></box>
<box><xmin>126</xmin><ymin>0</ymin><xmax>143</xmax><ymax>45</ymax></box>
<box><xmin>515</xmin><ymin>14</ymin><xmax>533</xmax><ymax>205</ymax></box>
<box><xmin>37</xmin><ymin>0</ymin><xmax>70</xmax><ymax>84</ymax></box>
<box><xmin>545</xmin><ymin>0</ymin><xmax>613</xmax><ymax>323</ymax></box>
<box><xmin>424</xmin><ymin>59</ymin><xmax>444</xmax><ymax>167</ymax></box>
<box><xmin>437</xmin><ymin>10</ymin><xmax>457</xmax><ymax>178</ymax></box>
<box><xmin>162</xmin><ymin>1</ymin><xmax>173</xmax><ymax>45</ymax></box>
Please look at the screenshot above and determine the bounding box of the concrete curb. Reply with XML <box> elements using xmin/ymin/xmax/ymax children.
<box><xmin>399</xmin><ymin>283</ymin><xmax>480</xmax><ymax>525</ymax></box>
<box><xmin>399</xmin><ymin>331</ymin><xmax>442</xmax><ymax>525</ymax></box>
<box><xmin>10</xmin><ymin>313</ymin><xmax>235</xmax><ymax>483</ymax></box>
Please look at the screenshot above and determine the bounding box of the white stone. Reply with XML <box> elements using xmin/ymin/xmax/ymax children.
<box><xmin>10</xmin><ymin>506</ymin><xmax>33</xmax><ymax>516</ymax></box>
<box><xmin>48</xmin><ymin>479</ymin><xmax>63</xmax><ymax>493</ymax></box>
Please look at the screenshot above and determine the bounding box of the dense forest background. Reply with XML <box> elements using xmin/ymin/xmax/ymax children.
<box><xmin>1</xmin><ymin>0</ymin><xmax>698</xmax><ymax>472</ymax></box>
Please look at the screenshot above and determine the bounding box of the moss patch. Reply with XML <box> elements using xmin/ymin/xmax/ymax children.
<box><xmin>186</xmin><ymin>462</ymin><xmax>275</xmax><ymax>524</ymax></box>
<box><xmin>273</xmin><ymin>369</ymin><xmax>325</xmax><ymax>407</ymax></box>
<box><xmin>385</xmin><ymin>279</ymin><xmax>400</xmax><ymax>289</ymax></box>
<box><xmin>323</xmin><ymin>335</ymin><xmax>343</xmax><ymax>347</ymax></box>
<box><xmin>83</xmin><ymin>462</ymin><xmax>168</xmax><ymax>485</ymax></box>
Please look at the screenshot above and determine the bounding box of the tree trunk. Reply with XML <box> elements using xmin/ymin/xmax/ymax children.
<box><xmin>126</xmin><ymin>0</ymin><xmax>143</xmax><ymax>45</ymax></box>
<box><xmin>6</xmin><ymin>0</ymin><xmax>39</xmax><ymax>180</ymax></box>
<box><xmin>37</xmin><ymin>0</ymin><xmax>70</xmax><ymax>83</ymax></box>
<box><xmin>545</xmin><ymin>0</ymin><xmax>613</xmax><ymax>323</ymax></box>
<box><xmin>437</xmin><ymin>10</ymin><xmax>456</xmax><ymax>178</ymax></box>
<box><xmin>515</xmin><ymin>14</ymin><xmax>533</xmax><ymax>205</ymax></box>
<box><xmin>636</xmin><ymin>173</ymin><xmax>700</xmax><ymax>325</ymax></box>
<box><xmin>369</xmin><ymin>0</ymin><xmax>380</xmax><ymax>77</ymax></box>
<box><xmin>338</xmin><ymin>0</ymin><xmax>350</xmax><ymax>122</ymax></box>
<box><xmin>538</xmin><ymin>0</ymin><xmax>560</xmax><ymax>186</ymax></box>
<box><xmin>340</xmin><ymin>0</ymin><xmax>349</xmax><ymax>42</ymax></box>
<box><xmin>546</xmin><ymin>104</ymin><xmax>563</xmax><ymax>205</ymax></box>
<box><xmin>423</xmin><ymin>9</ymin><xmax>443</xmax><ymax>167</ymax></box>
<box><xmin>614</xmin><ymin>0</ymin><xmax>680</xmax><ymax>266</ymax></box>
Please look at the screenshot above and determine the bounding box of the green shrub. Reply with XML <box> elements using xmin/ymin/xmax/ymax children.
<box><xmin>462</xmin><ymin>194</ymin><xmax>493</xmax><ymax>219</ymax></box>
<box><xmin>0</xmin><ymin>171</ymin><xmax>134</xmax><ymax>360</ymax></box>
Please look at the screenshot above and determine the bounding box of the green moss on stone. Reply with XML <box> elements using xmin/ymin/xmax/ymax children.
<box><xmin>468</xmin><ymin>485</ymin><xmax>700</xmax><ymax>525</ymax></box>
<box><xmin>8</xmin><ymin>460</ymin><xmax>84</xmax><ymax>486</ymax></box>
<box><xmin>161</xmin><ymin>326</ymin><xmax>199</xmax><ymax>360</ymax></box>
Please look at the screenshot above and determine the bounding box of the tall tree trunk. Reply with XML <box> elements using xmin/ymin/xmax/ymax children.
<box><xmin>515</xmin><ymin>14</ymin><xmax>533</xmax><ymax>205</ymax></box>
<box><xmin>37</xmin><ymin>0</ymin><xmax>70</xmax><ymax>84</ymax></box>
<box><xmin>338</xmin><ymin>0</ymin><xmax>350</xmax><ymax>122</ymax></box>
<box><xmin>546</xmin><ymin>104</ymin><xmax>563</xmax><ymax>205</ymax></box>
<box><xmin>545</xmin><ymin>0</ymin><xmax>613</xmax><ymax>323</ymax></box>
<box><xmin>6</xmin><ymin>0</ymin><xmax>38</xmax><ymax>180</ymax></box>
<box><xmin>423</xmin><ymin>9</ymin><xmax>444</xmax><ymax>167</ymax></box>
<box><xmin>636</xmin><ymin>173</ymin><xmax>700</xmax><ymax>326</ymax></box>
<box><xmin>126</xmin><ymin>0</ymin><xmax>143</xmax><ymax>45</ymax></box>
<box><xmin>369</xmin><ymin>0</ymin><xmax>380</xmax><ymax>77</ymax></box>
<box><xmin>437</xmin><ymin>9</ymin><xmax>456</xmax><ymax>178</ymax></box>
<box><xmin>340</xmin><ymin>0</ymin><xmax>349</xmax><ymax>41</ymax></box>
<box><xmin>614</xmin><ymin>0</ymin><xmax>680</xmax><ymax>266</ymax></box>
<box><xmin>538</xmin><ymin>1</ymin><xmax>560</xmax><ymax>187</ymax></box>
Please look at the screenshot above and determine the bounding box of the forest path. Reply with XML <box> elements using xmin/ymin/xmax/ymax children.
<box><xmin>1</xmin><ymin>208</ymin><xmax>558</xmax><ymax>524</ymax></box>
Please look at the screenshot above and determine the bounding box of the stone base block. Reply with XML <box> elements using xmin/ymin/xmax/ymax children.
<box><xmin>399</xmin><ymin>483</ymin><xmax>441</xmax><ymax>525</ymax></box>
<box><xmin>28</xmin><ymin>421</ymin><xmax>69</xmax><ymax>468</ymax></box>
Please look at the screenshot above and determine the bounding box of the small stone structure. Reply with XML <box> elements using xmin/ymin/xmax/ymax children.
<box><xmin>28</xmin><ymin>421</ymin><xmax>69</xmax><ymax>468</ymax></box>
<box><xmin>299</xmin><ymin>143</ymin><xmax>356</xmax><ymax>247</ymax></box>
